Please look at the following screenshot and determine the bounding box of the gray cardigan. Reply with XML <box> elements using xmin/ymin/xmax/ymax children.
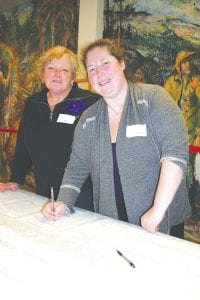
<box><xmin>58</xmin><ymin>82</ymin><xmax>191</xmax><ymax>233</ymax></box>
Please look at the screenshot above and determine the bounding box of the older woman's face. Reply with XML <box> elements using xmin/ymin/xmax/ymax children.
<box><xmin>43</xmin><ymin>54</ymin><xmax>74</xmax><ymax>96</ymax></box>
<box><xmin>86</xmin><ymin>47</ymin><xmax>125</xmax><ymax>99</ymax></box>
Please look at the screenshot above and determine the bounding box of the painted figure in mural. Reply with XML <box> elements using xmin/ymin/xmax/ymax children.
<box><xmin>42</xmin><ymin>39</ymin><xmax>191</xmax><ymax>239</ymax></box>
<box><xmin>0</xmin><ymin>45</ymin><xmax>100</xmax><ymax>210</ymax></box>
<box><xmin>164</xmin><ymin>50</ymin><xmax>200</xmax><ymax>146</ymax></box>
<box><xmin>164</xmin><ymin>50</ymin><xmax>200</xmax><ymax>216</ymax></box>
<box><xmin>125</xmin><ymin>50</ymin><xmax>164</xmax><ymax>86</ymax></box>
<box><xmin>132</xmin><ymin>60</ymin><xmax>164</xmax><ymax>86</ymax></box>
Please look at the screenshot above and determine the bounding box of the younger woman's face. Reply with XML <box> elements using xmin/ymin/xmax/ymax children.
<box><xmin>86</xmin><ymin>46</ymin><xmax>126</xmax><ymax>99</ymax></box>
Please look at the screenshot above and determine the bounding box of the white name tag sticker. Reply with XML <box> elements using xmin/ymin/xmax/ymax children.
<box><xmin>126</xmin><ymin>124</ymin><xmax>147</xmax><ymax>137</ymax></box>
<box><xmin>57</xmin><ymin>114</ymin><xmax>76</xmax><ymax>124</ymax></box>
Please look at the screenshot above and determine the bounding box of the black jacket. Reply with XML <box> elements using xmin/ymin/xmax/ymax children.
<box><xmin>10</xmin><ymin>83</ymin><xmax>100</xmax><ymax>210</ymax></box>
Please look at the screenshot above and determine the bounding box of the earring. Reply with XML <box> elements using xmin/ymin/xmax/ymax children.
<box><xmin>70</xmin><ymin>82</ymin><xmax>73</xmax><ymax>87</ymax></box>
<box><xmin>42</xmin><ymin>79</ymin><xmax>45</xmax><ymax>83</ymax></box>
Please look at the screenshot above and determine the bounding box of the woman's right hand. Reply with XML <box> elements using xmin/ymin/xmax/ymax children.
<box><xmin>42</xmin><ymin>200</ymin><xmax>69</xmax><ymax>221</ymax></box>
<box><xmin>0</xmin><ymin>182</ymin><xmax>19</xmax><ymax>192</ymax></box>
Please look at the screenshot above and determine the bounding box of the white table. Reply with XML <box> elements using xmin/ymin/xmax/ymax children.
<box><xmin>0</xmin><ymin>190</ymin><xmax>199</xmax><ymax>300</ymax></box>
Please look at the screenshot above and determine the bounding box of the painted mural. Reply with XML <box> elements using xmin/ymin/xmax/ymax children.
<box><xmin>103</xmin><ymin>0</ymin><xmax>200</xmax><ymax>242</ymax></box>
<box><xmin>0</xmin><ymin>0</ymin><xmax>79</xmax><ymax>189</ymax></box>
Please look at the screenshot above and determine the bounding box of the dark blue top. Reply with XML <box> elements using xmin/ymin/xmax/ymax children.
<box><xmin>112</xmin><ymin>143</ymin><xmax>128</xmax><ymax>222</ymax></box>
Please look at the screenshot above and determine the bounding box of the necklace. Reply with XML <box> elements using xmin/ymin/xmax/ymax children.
<box><xmin>107</xmin><ymin>104</ymin><xmax>123</xmax><ymax>118</ymax></box>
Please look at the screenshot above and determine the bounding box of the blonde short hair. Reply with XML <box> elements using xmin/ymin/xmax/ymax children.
<box><xmin>37</xmin><ymin>45</ymin><xmax>78</xmax><ymax>78</ymax></box>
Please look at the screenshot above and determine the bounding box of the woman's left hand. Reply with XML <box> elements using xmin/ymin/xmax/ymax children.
<box><xmin>141</xmin><ymin>160</ymin><xmax>184</xmax><ymax>233</ymax></box>
<box><xmin>140</xmin><ymin>207</ymin><xmax>165</xmax><ymax>233</ymax></box>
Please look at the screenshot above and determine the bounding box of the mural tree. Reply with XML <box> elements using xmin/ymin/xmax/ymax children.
<box><xmin>35</xmin><ymin>0</ymin><xmax>77</xmax><ymax>53</ymax></box>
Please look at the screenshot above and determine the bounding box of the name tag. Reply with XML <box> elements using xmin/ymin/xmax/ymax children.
<box><xmin>126</xmin><ymin>124</ymin><xmax>147</xmax><ymax>137</ymax></box>
<box><xmin>57</xmin><ymin>114</ymin><xmax>76</xmax><ymax>124</ymax></box>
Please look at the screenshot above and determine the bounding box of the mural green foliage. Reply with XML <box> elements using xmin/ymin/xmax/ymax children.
<box><xmin>104</xmin><ymin>0</ymin><xmax>200</xmax><ymax>78</ymax></box>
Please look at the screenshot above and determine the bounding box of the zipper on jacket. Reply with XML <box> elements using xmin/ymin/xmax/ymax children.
<box><xmin>50</xmin><ymin>111</ymin><xmax>53</xmax><ymax>122</ymax></box>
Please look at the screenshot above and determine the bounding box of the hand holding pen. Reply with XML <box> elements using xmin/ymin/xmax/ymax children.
<box><xmin>41</xmin><ymin>188</ymin><xmax>72</xmax><ymax>220</ymax></box>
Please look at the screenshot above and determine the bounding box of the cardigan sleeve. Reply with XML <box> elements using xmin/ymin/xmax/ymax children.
<box><xmin>146</xmin><ymin>84</ymin><xmax>188</xmax><ymax>172</ymax></box>
<box><xmin>57</xmin><ymin>112</ymin><xmax>92</xmax><ymax>207</ymax></box>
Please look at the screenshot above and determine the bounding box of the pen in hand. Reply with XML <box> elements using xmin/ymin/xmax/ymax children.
<box><xmin>50</xmin><ymin>187</ymin><xmax>55</xmax><ymax>212</ymax></box>
<box><xmin>116</xmin><ymin>250</ymin><xmax>135</xmax><ymax>268</ymax></box>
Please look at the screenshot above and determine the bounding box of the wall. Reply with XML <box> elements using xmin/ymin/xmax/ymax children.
<box><xmin>77</xmin><ymin>0</ymin><xmax>104</xmax><ymax>79</ymax></box>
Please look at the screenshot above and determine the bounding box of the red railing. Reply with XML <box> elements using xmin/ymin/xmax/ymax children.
<box><xmin>0</xmin><ymin>128</ymin><xmax>17</xmax><ymax>134</ymax></box>
<box><xmin>0</xmin><ymin>128</ymin><xmax>200</xmax><ymax>152</ymax></box>
<box><xmin>189</xmin><ymin>145</ymin><xmax>200</xmax><ymax>153</ymax></box>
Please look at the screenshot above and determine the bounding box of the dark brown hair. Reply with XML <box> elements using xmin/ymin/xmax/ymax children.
<box><xmin>81</xmin><ymin>38</ymin><xmax>125</xmax><ymax>69</ymax></box>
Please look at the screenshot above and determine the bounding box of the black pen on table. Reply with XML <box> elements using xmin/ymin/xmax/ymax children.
<box><xmin>116</xmin><ymin>250</ymin><xmax>135</xmax><ymax>268</ymax></box>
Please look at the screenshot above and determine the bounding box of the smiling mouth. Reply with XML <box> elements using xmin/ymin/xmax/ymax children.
<box><xmin>53</xmin><ymin>80</ymin><xmax>62</xmax><ymax>83</ymax></box>
<box><xmin>99</xmin><ymin>78</ymin><xmax>111</xmax><ymax>86</ymax></box>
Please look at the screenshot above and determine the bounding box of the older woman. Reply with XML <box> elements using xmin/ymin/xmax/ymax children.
<box><xmin>0</xmin><ymin>45</ymin><xmax>99</xmax><ymax>210</ymax></box>
<box><xmin>42</xmin><ymin>39</ymin><xmax>191</xmax><ymax>238</ymax></box>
